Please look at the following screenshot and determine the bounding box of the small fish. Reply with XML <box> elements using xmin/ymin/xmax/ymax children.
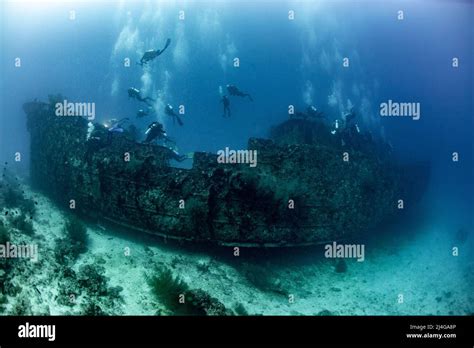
<box><xmin>33</xmin><ymin>285</ymin><xmax>42</xmax><ymax>296</ymax></box>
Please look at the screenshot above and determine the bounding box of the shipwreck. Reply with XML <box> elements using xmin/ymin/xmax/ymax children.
<box><xmin>23</xmin><ymin>96</ymin><xmax>429</xmax><ymax>247</ymax></box>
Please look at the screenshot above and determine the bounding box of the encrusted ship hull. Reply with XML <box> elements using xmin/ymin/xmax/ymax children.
<box><xmin>24</xmin><ymin>98</ymin><xmax>428</xmax><ymax>247</ymax></box>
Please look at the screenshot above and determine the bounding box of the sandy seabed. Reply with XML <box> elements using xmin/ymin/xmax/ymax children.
<box><xmin>1</xmin><ymin>183</ymin><xmax>473</xmax><ymax>316</ymax></box>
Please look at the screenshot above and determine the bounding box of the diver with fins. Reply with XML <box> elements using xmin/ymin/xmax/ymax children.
<box><xmin>226</xmin><ymin>84</ymin><xmax>253</xmax><ymax>101</ymax></box>
<box><xmin>143</xmin><ymin>121</ymin><xmax>173</xmax><ymax>144</ymax></box>
<box><xmin>137</xmin><ymin>38</ymin><xmax>171</xmax><ymax>66</ymax></box>
<box><xmin>106</xmin><ymin>117</ymin><xmax>129</xmax><ymax>134</ymax></box>
<box><xmin>128</xmin><ymin>87</ymin><xmax>156</xmax><ymax>106</ymax></box>
<box><xmin>142</xmin><ymin>123</ymin><xmax>191</xmax><ymax>162</ymax></box>
<box><xmin>164</xmin><ymin>104</ymin><xmax>184</xmax><ymax>126</ymax></box>
<box><xmin>165</xmin><ymin>145</ymin><xmax>193</xmax><ymax>162</ymax></box>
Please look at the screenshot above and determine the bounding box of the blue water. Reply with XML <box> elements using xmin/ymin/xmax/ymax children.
<box><xmin>2</xmin><ymin>0</ymin><xmax>472</xmax><ymax>211</ymax></box>
<box><xmin>0</xmin><ymin>0</ymin><xmax>472</xmax><ymax>314</ymax></box>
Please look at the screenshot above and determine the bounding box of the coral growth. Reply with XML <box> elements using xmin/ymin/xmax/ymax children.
<box><xmin>184</xmin><ymin>289</ymin><xmax>228</xmax><ymax>316</ymax></box>
<box><xmin>77</xmin><ymin>264</ymin><xmax>109</xmax><ymax>296</ymax></box>
<box><xmin>10</xmin><ymin>213</ymin><xmax>34</xmax><ymax>235</ymax></box>
<box><xmin>0</xmin><ymin>222</ymin><xmax>10</xmax><ymax>292</ymax></box>
<box><xmin>148</xmin><ymin>267</ymin><xmax>189</xmax><ymax>313</ymax></box>
<box><xmin>0</xmin><ymin>222</ymin><xmax>9</xmax><ymax>244</ymax></box>
<box><xmin>148</xmin><ymin>266</ymin><xmax>229</xmax><ymax>315</ymax></box>
<box><xmin>65</xmin><ymin>216</ymin><xmax>88</xmax><ymax>249</ymax></box>
<box><xmin>55</xmin><ymin>263</ymin><xmax>123</xmax><ymax>315</ymax></box>
<box><xmin>233</xmin><ymin>302</ymin><xmax>249</xmax><ymax>316</ymax></box>
<box><xmin>9</xmin><ymin>292</ymin><xmax>33</xmax><ymax>315</ymax></box>
<box><xmin>2</xmin><ymin>182</ymin><xmax>37</xmax><ymax>218</ymax></box>
<box><xmin>4</xmin><ymin>187</ymin><xmax>24</xmax><ymax>209</ymax></box>
<box><xmin>185</xmin><ymin>198</ymin><xmax>208</xmax><ymax>237</ymax></box>
<box><xmin>238</xmin><ymin>262</ymin><xmax>288</xmax><ymax>295</ymax></box>
<box><xmin>55</xmin><ymin>215</ymin><xmax>89</xmax><ymax>263</ymax></box>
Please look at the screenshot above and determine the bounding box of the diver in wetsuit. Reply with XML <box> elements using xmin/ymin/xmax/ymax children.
<box><xmin>85</xmin><ymin>118</ymin><xmax>129</xmax><ymax>163</ymax></box>
<box><xmin>344</xmin><ymin>107</ymin><xmax>357</xmax><ymax>127</ymax></box>
<box><xmin>226</xmin><ymin>84</ymin><xmax>253</xmax><ymax>101</ymax></box>
<box><xmin>138</xmin><ymin>38</ymin><xmax>171</xmax><ymax>66</ymax></box>
<box><xmin>85</xmin><ymin>123</ymin><xmax>108</xmax><ymax>164</ymax></box>
<box><xmin>341</xmin><ymin>108</ymin><xmax>362</xmax><ymax>147</ymax></box>
<box><xmin>221</xmin><ymin>95</ymin><xmax>231</xmax><ymax>118</ymax></box>
<box><xmin>164</xmin><ymin>104</ymin><xmax>184</xmax><ymax>126</ymax></box>
<box><xmin>107</xmin><ymin>117</ymin><xmax>129</xmax><ymax>134</ymax></box>
<box><xmin>137</xmin><ymin>106</ymin><xmax>157</xmax><ymax>118</ymax></box>
<box><xmin>128</xmin><ymin>88</ymin><xmax>156</xmax><ymax>106</ymax></box>
<box><xmin>165</xmin><ymin>146</ymin><xmax>189</xmax><ymax>162</ymax></box>
<box><xmin>143</xmin><ymin>121</ymin><xmax>172</xmax><ymax>144</ymax></box>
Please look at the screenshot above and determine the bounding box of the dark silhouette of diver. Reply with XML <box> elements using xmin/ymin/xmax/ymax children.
<box><xmin>221</xmin><ymin>95</ymin><xmax>231</xmax><ymax>118</ymax></box>
<box><xmin>85</xmin><ymin>118</ymin><xmax>129</xmax><ymax>163</ymax></box>
<box><xmin>306</xmin><ymin>105</ymin><xmax>325</xmax><ymax>119</ymax></box>
<box><xmin>292</xmin><ymin>105</ymin><xmax>325</xmax><ymax>120</ymax></box>
<box><xmin>143</xmin><ymin>121</ymin><xmax>173</xmax><ymax>144</ymax></box>
<box><xmin>226</xmin><ymin>84</ymin><xmax>253</xmax><ymax>101</ymax></box>
<box><xmin>339</xmin><ymin>108</ymin><xmax>363</xmax><ymax>148</ymax></box>
<box><xmin>136</xmin><ymin>109</ymin><xmax>149</xmax><ymax>118</ymax></box>
<box><xmin>164</xmin><ymin>104</ymin><xmax>184</xmax><ymax>126</ymax></box>
<box><xmin>164</xmin><ymin>146</ymin><xmax>190</xmax><ymax>162</ymax></box>
<box><xmin>128</xmin><ymin>87</ymin><xmax>156</xmax><ymax>106</ymax></box>
<box><xmin>343</xmin><ymin>107</ymin><xmax>357</xmax><ymax>128</ymax></box>
<box><xmin>137</xmin><ymin>106</ymin><xmax>157</xmax><ymax>118</ymax></box>
<box><xmin>138</xmin><ymin>38</ymin><xmax>171</xmax><ymax>66</ymax></box>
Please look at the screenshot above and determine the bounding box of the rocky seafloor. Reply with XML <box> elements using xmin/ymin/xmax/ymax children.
<box><xmin>0</xmin><ymin>176</ymin><xmax>473</xmax><ymax>316</ymax></box>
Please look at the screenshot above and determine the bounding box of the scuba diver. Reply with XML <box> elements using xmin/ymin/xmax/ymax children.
<box><xmin>226</xmin><ymin>84</ymin><xmax>254</xmax><ymax>101</ymax></box>
<box><xmin>292</xmin><ymin>105</ymin><xmax>325</xmax><ymax>120</ymax></box>
<box><xmin>221</xmin><ymin>95</ymin><xmax>231</xmax><ymax>118</ymax></box>
<box><xmin>340</xmin><ymin>108</ymin><xmax>364</xmax><ymax>148</ymax></box>
<box><xmin>137</xmin><ymin>106</ymin><xmax>157</xmax><ymax>118</ymax></box>
<box><xmin>143</xmin><ymin>121</ymin><xmax>172</xmax><ymax>144</ymax></box>
<box><xmin>343</xmin><ymin>107</ymin><xmax>357</xmax><ymax>127</ymax></box>
<box><xmin>136</xmin><ymin>109</ymin><xmax>150</xmax><ymax>118</ymax></box>
<box><xmin>164</xmin><ymin>146</ymin><xmax>191</xmax><ymax>162</ymax></box>
<box><xmin>137</xmin><ymin>38</ymin><xmax>171</xmax><ymax>66</ymax></box>
<box><xmin>106</xmin><ymin>117</ymin><xmax>129</xmax><ymax>134</ymax></box>
<box><xmin>164</xmin><ymin>104</ymin><xmax>184</xmax><ymax>126</ymax></box>
<box><xmin>128</xmin><ymin>87</ymin><xmax>156</xmax><ymax>106</ymax></box>
<box><xmin>85</xmin><ymin>118</ymin><xmax>129</xmax><ymax>163</ymax></box>
<box><xmin>168</xmin><ymin>148</ymin><xmax>187</xmax><ymax>162</ymax></box>
<box><xmin>306</xmin><ymin>105</ymin><xmax>325</xmax><ymax>119</ymax></box>
<box><xmin>330</xmin><ymin>119</ymin><xmax>340</xmax><ymax>135</ymax></box>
